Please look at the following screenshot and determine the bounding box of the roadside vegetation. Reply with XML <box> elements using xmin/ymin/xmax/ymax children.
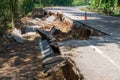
<box><xmin>80</xmin><ymin>0</ymin><xmax>120</xmax><ymax>16</ymax></box>
<box><xmin>90</xmin><ymin>0</ymin><xmax>120</xmax><ymax>15</ymax></box>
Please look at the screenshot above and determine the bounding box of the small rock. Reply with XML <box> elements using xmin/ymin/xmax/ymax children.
<box><xmin>5</xmin><ymin>44</ymin><xmax>12</xmax><ymax>50</ymax></box>
<box><xmin>12</xmin><ymin>28</ymin><xmax>24</xmax><ymax>43</ymax></box>
<box><xmin>28</xmin><ymin>19</ymin><xmax>38</xmax><ymax>24</ymax></box>
<box><xmin>20</xmin><ymin>77</ymin><xmax>28</xmax><ymax>80</ymax></box>
<box><xmin>23</xmin><ymin>26</ymin><xmax>41</xmax><ymax>33</ymax></box>
<box><xmin>22</xmin><ymin>32</ymin><xmax>36</xmax><ymax>37</ymax></box>
<box><xmin>32</xmin><ymin>8</ymin><xmax>47</xmax><ymax>18</ymax></box>
<box><xmin>9</xmin><ymin>56</ymin><xmax>23</xmax><ymax>66</ymax></box>
<box><xmin>45</xmin><ymin>15</ymin><xmax>56</xmax><ymax>22</ymax></box>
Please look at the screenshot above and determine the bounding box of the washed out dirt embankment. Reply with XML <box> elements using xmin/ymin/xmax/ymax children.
<box><xmin>0</xmin><ymin>8</ymin><xmax>108</xmax><ymax>80</ymax></box>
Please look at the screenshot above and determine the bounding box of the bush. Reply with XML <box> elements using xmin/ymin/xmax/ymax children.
<box><xmin>72</xmin><ymin>0</ymin><xmax>88</xmax><ymax>6</ymax></box>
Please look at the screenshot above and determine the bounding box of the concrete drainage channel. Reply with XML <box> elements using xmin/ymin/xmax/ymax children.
<box><xmin>31</xmin><ymin>8</ymin><xmax>108</xmax><ymax>80</ymax></box>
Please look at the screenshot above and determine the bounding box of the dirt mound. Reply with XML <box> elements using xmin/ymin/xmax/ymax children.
<box><xmin>50</xmin><ymin>22</ymin><xmax>91</xmax><ymax>41</ymax></box>
<box><xmin>32</xmin><ymin>8</ymin><xmax>47</xmax><ymax>19</ymax></box>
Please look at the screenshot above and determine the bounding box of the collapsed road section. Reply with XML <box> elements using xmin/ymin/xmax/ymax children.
<box><xmin>30</xmin><ymin>8</ymin><xmax>108</xmax><ymax>80</ymax></box>
<box><xmin>0</xmin><ymin>8</ymin><xmax>109</xmax><ymax>80</ymax></box>
<box><xmin>37</xmin><ymin>29</ymin><xmax>83</xmax><ymax>80</ymax></box>
<box><xmin>24</xmin><ymin>8</ymin><xmax>108</xmax><ymax>80</ymax></box>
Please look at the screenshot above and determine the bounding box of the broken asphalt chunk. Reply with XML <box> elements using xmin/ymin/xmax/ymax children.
<box><xmin>12</xmin><ymin>28</ymin><xmax>25</xmax><ymax>44</ymax></box>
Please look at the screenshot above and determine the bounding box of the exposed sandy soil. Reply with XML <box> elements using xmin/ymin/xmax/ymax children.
<box><xmin>0</xmin><ymin>34</ymin><xmax>65</xmax><ymax>80</ymax></box>
<box><xmin>0</xmin><ymin>8</ymin><xmax>87</xmax><ymax>80</ymax></box>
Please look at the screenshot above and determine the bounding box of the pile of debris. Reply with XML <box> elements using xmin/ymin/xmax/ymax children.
<box><xmin>0</xmin><ymin>8</ymin><xmax>84</xmax><ymax>80</ymax></box>
<box><xmin>21</xmin><ymin>8</ymin><xmax>106</xmax><ymax>42</ymax></box>
<box><xmin>0</xmin><ymin>7</ymin><xmax>106</xmax><ymax>80</ymax></box>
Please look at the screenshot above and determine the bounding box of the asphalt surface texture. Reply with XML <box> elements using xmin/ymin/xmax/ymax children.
<box><xmin>47</xmin><ymin>6</ymin><xmax>120</xmax><ymax>80</ymax></box>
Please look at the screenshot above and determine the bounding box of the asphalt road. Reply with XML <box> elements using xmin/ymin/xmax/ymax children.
<box><xmin>47</xmin><ymin>7</ymin><xmax>120</xmax><ymax>80</ymax></box>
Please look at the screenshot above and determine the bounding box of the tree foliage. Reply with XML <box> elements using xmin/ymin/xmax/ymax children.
<box><xmin>22</xmin><ymin>0</ymin><xmax>34</xmax><ymax>14</ymax></box>
<box><xmin>0</xmin><ymin>0</ymin><xmax>17</xmax><ymax>35</ymax></box>
<box><xmin>90</xmin><ymin>0</ymin><xmax>120</xmax><ymax>14</ymax></box>
<box><xmin>72</xmin><ymin>0</ymin><xmax>88</xmax><ymax>6</ymax></box>
<box><xmin>9</xmin><ymin>0</ymin><xmax>18</xmax><ymax>28</ymax></box>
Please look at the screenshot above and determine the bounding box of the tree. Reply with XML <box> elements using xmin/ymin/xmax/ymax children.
<box><xmin>22</xmin><ymin>0</ymin><xmax>34</xmax><ymax>14</ymax></box>
<box><xmin>90</xmin><ymin>0</ymin><xmax>120</xmax><ymax>14</ymax></box>
<box><xmin>9</xmin><ymin>0</ymin><xmax>18</xmax><ymax>28</ymax></box>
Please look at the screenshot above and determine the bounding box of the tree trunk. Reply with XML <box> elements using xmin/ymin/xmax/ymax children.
<box><xmin>11</xmin><ymin>9</ymin><xmax>15</xmax><ymax>29</ymax></box>
<box><xmin>10</xmin><ymin>0</ymin><xmax>15</xmax><ymax>29</ymax></box>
